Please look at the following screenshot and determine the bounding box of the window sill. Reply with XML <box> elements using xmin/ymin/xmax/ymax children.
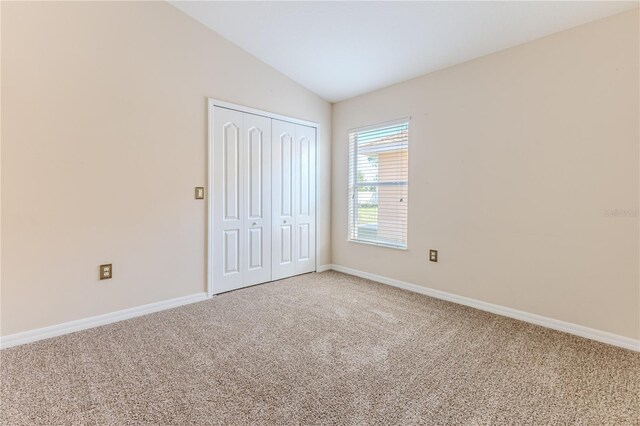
<box><xmin>347</xmin><ymin>238</ymin><xmax>407</xmax><ymax>251</ymax></box>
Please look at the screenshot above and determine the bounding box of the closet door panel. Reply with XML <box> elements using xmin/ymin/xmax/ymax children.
<box><xmin>294</xmin><ymin>124</ymin><xmax>316</xmax><ymax>274</ymax></box>
<box><xmin>213</xmin><ymin>107</ymin><xmax>244</xmax><ymax>292</ymax></box>
<box><xmin>223</xmin><ymin>124</ymin><xmax>240</xmax><ymax>221</ymax></box>
<box><xmin>280</xmin><ymin>225</ymin><xmax>293</xmax><ymax>262</ymax></box>
<box><xmin>224</xmin><ymin>230</ymin><xmax>240</xmax><ymax>274</ymax></box>
<box><xmin>243</xmin><ymin>113</ymin><xmax>272</xmax><ymax>286</ymax></box>
<box><xmin>272</xmin><ymin>119</ymin><xmax>297</xmax><ymax>280</ymax></box>
<box><xmin>298</xmin><ymin>223</ymin><xmax>310</xmax><ymax>260</ymax></box>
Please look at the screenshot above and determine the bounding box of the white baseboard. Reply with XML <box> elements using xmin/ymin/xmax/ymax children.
<box><xmin>327</xmin><ymin>264</ymin><xmax>640</xmax><ymax>352</ymax></box>
<box><xmin>316</xmin><ymin>264</ymin><xmax>333</xmax><ymax>273</ymax></box>
<box><xmin>0</xmin><ymin>292</ymin><xmax>209</xmax><ymax>350</ymax></box>
<box><xmin>4</xmin><ymin>268</ymin><xmax>637</xmax><ymax>352</ymax></box>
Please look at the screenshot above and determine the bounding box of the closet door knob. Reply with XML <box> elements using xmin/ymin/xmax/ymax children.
<box><xmin>252</xmin><ymin>222</ymin><xmax>257</xmax><ymax>226</ymax></box>
<box><xmin>283</xmin><ymin>220</ymin><xmax>287</xmax><ymax>224</ymax></box>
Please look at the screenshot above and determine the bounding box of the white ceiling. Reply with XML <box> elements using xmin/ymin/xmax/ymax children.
<box><xmin>170</xmin><ymin>1</ymin><xmax>638</xmax><ymax>103</ymax></box>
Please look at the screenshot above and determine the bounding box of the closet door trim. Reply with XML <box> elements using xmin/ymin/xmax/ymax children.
<box><xmin>208</xmin><ymin>98</ymin><xmax>319</xmax><ymax>297</ymax></box>
<box><xmin>211</xmin><ymin>99</ymin><xmax>318</xmax><ymax>128</ymax></box>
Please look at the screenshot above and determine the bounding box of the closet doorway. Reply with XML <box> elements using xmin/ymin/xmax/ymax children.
<box><xmin>208</xmin><ymin>99</ymin><xmax>318</xmax><ymax>295</ymax></box>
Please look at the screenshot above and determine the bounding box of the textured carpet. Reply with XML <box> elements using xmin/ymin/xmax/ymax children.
<box><xmin>1</xmin><ymin>271</ymin><xmax>639</xmax><ymax>425</ymax></box>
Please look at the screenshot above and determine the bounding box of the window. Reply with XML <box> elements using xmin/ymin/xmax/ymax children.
<box><xmin>348</xmin><ymin>119</ymin><xmax>409</xmax><ymax>249</ymax></box>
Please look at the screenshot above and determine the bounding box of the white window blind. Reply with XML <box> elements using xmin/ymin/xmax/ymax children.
<box><xmin>348</xmin><ymin>119</ymin><xmax>409</xmax><ymax>249</ymax></box>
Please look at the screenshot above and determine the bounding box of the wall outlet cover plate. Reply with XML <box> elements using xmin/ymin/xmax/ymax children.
<box><xmin>100</xmin><ymin>264</ymin><xmax>112</xmax><ymax>280</ymax></box>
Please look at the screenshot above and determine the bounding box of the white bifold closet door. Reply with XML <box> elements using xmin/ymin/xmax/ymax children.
<box><xmin>272</xmin><ymin>119</ymin><xmax>316</xmax><ymax>280</ymax></box>
<box><xmin>212</xmin><ymin>107</ymin><xmax>272</xmax><ymax>293</ymax></box>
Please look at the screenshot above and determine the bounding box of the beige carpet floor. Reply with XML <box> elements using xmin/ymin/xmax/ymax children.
<box><xmin>1</xmin><ymin>271</ymin><xmax>639</xmax><ymax>425</ymax></box>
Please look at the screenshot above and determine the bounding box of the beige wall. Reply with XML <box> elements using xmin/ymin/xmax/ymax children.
<box><xmin>0</xmin><ymin>1</ymin><xmax>331</xmax><ymax>336</ymax></box>
<box><xmin>332</xmin><ymin>10</ymin><xmax>639</xmax><ymax>339</ymax></box>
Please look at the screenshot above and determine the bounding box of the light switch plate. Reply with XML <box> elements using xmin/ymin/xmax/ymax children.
<box><xmin>100</xmin><ymin>264</ymin><xmax>112</xmax><ymax>280</ymax></box>
<box><xmin>429</xmin><ymin>250</ymin><xmax>438</xmax><ymax>262</ymax></box>
<box><xmin>195</xmin><ymin>187</ymin><xmax>205</xmax><ymax>199</ymax></box>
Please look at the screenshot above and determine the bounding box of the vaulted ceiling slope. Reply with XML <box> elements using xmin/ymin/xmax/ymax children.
<box><xmin>170</xmin><ymin>1</ymin><xmax>638</xmax><ymax>103</ymax></box>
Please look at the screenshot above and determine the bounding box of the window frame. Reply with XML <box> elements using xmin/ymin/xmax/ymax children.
<box><xmin>347</xmin><ymin>118</ymin><xmax>410</xmax><ymax>250</ymax></box>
